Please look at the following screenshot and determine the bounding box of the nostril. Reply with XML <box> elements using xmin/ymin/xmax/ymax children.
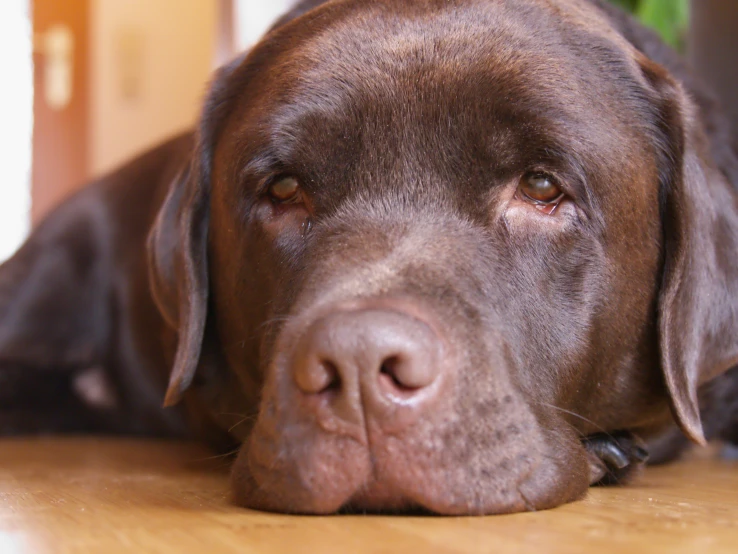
<box><xmin>379</xmin><ymin>355</ymin><xmax>421</xmax><ymax>392</ymax></box>
<box><xmin>293</xmin><ymin>306</ymin><xmax>443</xmax><ymax>410</ymax></box>
<box><xmin>318</xmin><ymin>361</ymin><xmax>341</xmax><ymax>394</ymax></box>
<box><xmin>295</xmin><ymin>358</ymin><xmax>341</xmax><ymax>395</ymax></box>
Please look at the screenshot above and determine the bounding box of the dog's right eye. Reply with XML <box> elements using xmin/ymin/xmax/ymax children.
<box><xmin>268</xmin><ymin>176</ymin><xmax>303</xmax><ymax>204</ymax></box>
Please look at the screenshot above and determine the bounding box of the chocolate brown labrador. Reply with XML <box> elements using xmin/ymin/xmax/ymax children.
<box><xmin>1</xmin><ymin>0</ymin><xmax>737</xmax><ymax>515</ymax></box>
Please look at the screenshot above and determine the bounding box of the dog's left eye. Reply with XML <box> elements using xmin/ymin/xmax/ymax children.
<box><xmin>516</xmin><ymin>173</ymin><xmax>565</xmax><ymax>214</ymax></box>
<box><xmin>268</xmin><ymin>176</ymin><xmax>303</xmax><ymax>204</ymax></box>
<box><xmin>518</xmin><ymin>173</ymin><xmax>563</xmax><ymax>203</ymax></box>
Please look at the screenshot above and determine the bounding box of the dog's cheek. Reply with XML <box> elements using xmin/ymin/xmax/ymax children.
<box><xmin>495</xmin><ymin>231</ymin><xmax>606</xmax><ymax>407</ymax></box>
<box><xmin>206</xmin><ymin>212</ymin><xmax>281</xmax><ymax>407</ymax></box>
<box><xmin>375</xmin><ymin>361</ymin><xmax>593</xmax><ymax>514</ymax></box>
<box><xmin>209</xmin><ymin>191</ymin><xmax>311</xmax><ymax>369</ymax></box>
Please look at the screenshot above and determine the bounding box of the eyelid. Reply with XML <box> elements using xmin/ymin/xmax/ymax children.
<box><xmin>520</xmin><ymin>166</ymin><xmax>598</xmax><ymax>227</ymax></box>
<box><xmin>256</xmin><ymin>171</ymin><xmax>295</xmax><ymax>198</ymax></box>
<box><xmin>527</xmin><ymin>168</ymin><xmax>562</xmax><ymax>185</ymax></box>
<box><xmin>527</xmin><ymin>168</ymin><xmax>583</xmax><ymax>201</ymax></box>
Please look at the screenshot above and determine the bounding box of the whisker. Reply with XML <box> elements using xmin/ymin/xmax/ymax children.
<box><xmin>539</xmin><ymin>401</ymin><xmax>614</xmax><ymax>440</ymax></box>
<box><xmin>189</xmin><ymin>447</ymin><xmax>241</xmax><ymax>462</ymax></box>
<box><xmin>257</xmin><ymin>315</ymin><xmax>292</xmax><ymax>331</ymax></box>
<box><xmin>228</xmin><ymin>414</ymin><xmax>258</xmax><ymax>433</ymax></box>
<box><xmin>224</xmin><ymin>315</ymin><xmax>293</xmax><ymax>349</ymax></box>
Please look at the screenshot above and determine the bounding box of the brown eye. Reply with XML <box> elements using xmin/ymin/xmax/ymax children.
<box><xmin>268</xmin><ymin>176</ymin><xmax>302</xmax><ymax>204</ymax></box>
<box><xmin>518</xmin><ymin>173</ymin><xmax>564</xmax><ymax>205</ymax></box>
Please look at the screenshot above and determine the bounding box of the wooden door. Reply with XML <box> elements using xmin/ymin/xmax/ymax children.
<box><xmin>32</xmin><ymin>0</ymin><xmax>90</xmax><ymax>223</ymax></box>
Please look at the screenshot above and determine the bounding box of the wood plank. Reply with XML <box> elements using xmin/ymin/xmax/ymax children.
<box><xmin>0</xmin><ymin>438</ymin><xmax>735</xmax><ymax>554</ymax></box>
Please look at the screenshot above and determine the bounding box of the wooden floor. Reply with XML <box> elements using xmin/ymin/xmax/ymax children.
<box><xmin>0</xmin><ymin>439</ymin><xmax>736</xmax><ymax>553</ymax></box>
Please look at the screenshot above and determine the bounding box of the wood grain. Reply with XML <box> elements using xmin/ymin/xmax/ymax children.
<box><xmin>0</xmin><ymin>438</ymin><xmax>735</xmax><ymax>554</ymax></box>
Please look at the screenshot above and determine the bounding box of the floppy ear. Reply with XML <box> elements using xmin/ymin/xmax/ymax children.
<box><xmin>149</xmin><ymin>1</ymin><xmax>337</xmax><ymax>407</ymax></box>
<box><xmin>148</xmin><ymin>54</ymin><xmax>247</xmax><ymax>407</ymax></box>
<box><xmin>643</xmin><ymin>59</ymin><xmax>738</xmax><ymax>445</ymax></box>
<box><xmin>148</xmin><ymin>151</ymin><xmax>210</xmax><ymax>407</ymax></box>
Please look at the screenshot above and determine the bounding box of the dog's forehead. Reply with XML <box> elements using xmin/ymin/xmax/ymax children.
<box><xmin>253</xmin><ymin>0</ymin><xmax>646</xmax><ymax>165</ymax></box>
<box><xmin>279</xmin><ymin>0</ymin><xmax>638</xmax><ymax>107</ymax></box>
<box><xmin>217</xmin><ymin>0</ymin><xmax>656</xmax><ymax>210</ymax></box>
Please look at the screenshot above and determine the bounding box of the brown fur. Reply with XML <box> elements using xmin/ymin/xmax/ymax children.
<box><xmin>1</xmin><ymin>0</ymin><xmax>736</xmax><ymax>514</ymax></box>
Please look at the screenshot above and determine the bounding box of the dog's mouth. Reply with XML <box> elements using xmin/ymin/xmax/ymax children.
<box><xmin>335</xmin><ymin>432</ymin><xmax>650</xmax><ymax>515</ymax></box>
<box><xmin>229</xmin><ymin>382</ymin><xmax>608</xmax><ymax>515</ymax></box>
<box><xmin>227</xmin><ymin>298</ymin><xmax>601</xmax><ymax>515</ymax></box>
<box><xmin>337</xmin><ymin>500</ymin><xmax>436</xmax><ymax>516</ymax></box>
<box><xmin>232</xmin><ymin>422</ymin><xmax>650</xmax><ymax>515</ymax></box>
<box><xmin>224</xmin><ymin>287</ymin><xmax>651</xmax><ymax>516</ymax></box>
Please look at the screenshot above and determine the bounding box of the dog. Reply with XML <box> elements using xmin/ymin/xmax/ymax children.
<box><xmin>1</xmin><ymin>0</ymin><xmax>737</xmax><ymax>515</ymax></box>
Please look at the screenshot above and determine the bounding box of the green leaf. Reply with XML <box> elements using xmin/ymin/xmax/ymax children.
<box><xmin>635</xmin><ymin>0</ymin><xmax>689</xmax><ymax>48</ymax></box>
<box><xmin>608</xmin><ymin>0</ymin><xmax>640</xmax><ymax>12</ymax></box>
<box><xmin>606</xmin><ymin>0</ymin><xmax>689</xmax><ymax>50</ymax></box>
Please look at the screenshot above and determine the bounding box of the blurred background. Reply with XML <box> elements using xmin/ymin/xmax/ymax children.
<box><xmin>610</xmin><ymin>0</ymin><xmax>688</xmax><ymax>50</ymax></box>
<box><xmin>0</xmin><ymin>0</ymin><xmax>735</xmax><ymax>262</ymax></box>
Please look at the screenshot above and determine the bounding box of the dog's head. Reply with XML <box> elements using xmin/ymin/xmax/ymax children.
<box><xmin>149</xmin><ymin>0</ymin><xmax>738</xmax><ymax>514</ymax></box>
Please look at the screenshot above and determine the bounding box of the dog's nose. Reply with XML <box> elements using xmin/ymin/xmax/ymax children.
<box><xmin>292</xmin><ymin>308</ymin><xmax>443</xmax><ymax>427</ymax></box>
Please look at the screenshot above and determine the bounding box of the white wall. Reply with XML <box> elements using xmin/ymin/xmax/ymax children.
<box><xmin>0</xmin><ymin>0</ymin><xmax>32</xmax><ymax>261</ymax></box>
<box><xmin>88</xmin><ymin>0</ymin><xmax>218</xmax><ymax>177</ymax></box>
<box><xmin>236</xmin><ymin>0</ymin><xmax>295</xmax><ymax>50</ymax></box>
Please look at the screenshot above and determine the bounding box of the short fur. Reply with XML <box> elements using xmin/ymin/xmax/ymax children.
<box><xmin>1</xmin><ymin>0</ymin><xmax>736</xmax><ymax>514</ymax></box>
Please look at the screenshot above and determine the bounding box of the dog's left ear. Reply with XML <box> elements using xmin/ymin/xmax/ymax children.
<box><xmin>642</xmin><ymin>59</ymin><xmax>738</xmax><ymax>445</ymax></box>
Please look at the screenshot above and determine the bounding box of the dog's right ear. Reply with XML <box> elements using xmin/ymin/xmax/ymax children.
<box><xmin>149</xmin><ymin>1</ymin><xmax>334</xmax><ymax>407</ymax></box>
<box><xmin>147</xmin><ymin>155</ymin><xmax>210</xmax><ymax>407</ymax></box>
<box><xmin>147</xmin><ymin>51</ymin><xmax>251</xmax><ymax>408</ymax></box>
